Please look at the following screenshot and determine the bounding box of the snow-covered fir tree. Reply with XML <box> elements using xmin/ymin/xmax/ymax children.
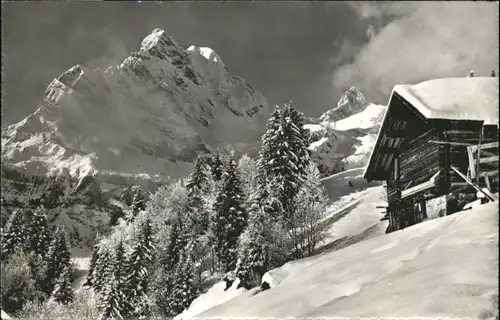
<box><xmin>169</xmin><ymin>242</ymin><xmax>198</xmax><ymax>315</ymax></box>
<box><xmin>282</xmin><ymin>102</ymin><xmax>312</xmax><ymax>169</ymax></box>
<box><xmin>107</xmin><ymin>240</ymin><xmax>131</xmax><ymax>316</ymax></box>
<box><xmin>212</xmin><ymin>152</ymin><xmax>248</xmax><ymax>272</ymax></box>
<box><xmin>97</xmin><ymin>273</ymin><xmax>126</xmax><ymax>320</ymax></box>
<box><xmin>210</xmin><ymin>149</ymin><xmax>224</xmax><ymax>182</ymax></box>
<box><xmin>83</xmin><ymin>237</ymin><xmax>101</xmax><ymax>288</ymax></box>
<box><xmin>235</xmin><ymin>187</ymin><xmax>288</xmax><ymax>289</ymax></box>
<box><xmin>50</xmin><ymin>263</ymin><xmax>74</xmax><ymax>304</ymax></box>
<box><xmin>25</xmin><ymin>207</ymin><xmax>52</xmax><ymax>259</ymax></box>
<box><xmin>1</xmin><ymin>209</ymin><xmax>28</xmax><ymax>261</ymax></box>
<box><xmin>125</xmin><ymin>215</ymin><xmax>155</xmax><ymax>316</ymax></box>
<box><xmin>131</xmin><ymin>186</ymin><xmax>146</xmax><ymax>220</ymax></box>
<box><xmin>257</xmin><ymin>106</ymin><xmax>282</xmax><ymax>182</ymax></box>
<box><xmin>42</xmin><ymin>225</ymin><xmax>71</xmax><ymax>295</ymax></box>
<box><xmin>186</xmin><ymin>155</ymin><xmax>210</xmax><ymax>236</ymax></box>
<box><xmin>153</xmin><ymin>221</ymin><xmax>187</xmax><ymax>316</ymax></box>
<box><xmin>257</xmin><ymin>102</ymin><xmax>310</xmax><ymax>227</ymax></box>
<box><xmin>91</xmin><ymin>247</ymin><xmax>112</xmax><ymax>293</ymax></box>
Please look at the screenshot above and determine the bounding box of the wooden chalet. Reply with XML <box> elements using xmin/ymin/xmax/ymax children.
<box><xmin>363</xmin><ymin>77</ymin><xmax>499</xmax><ymax>233</ymax></box>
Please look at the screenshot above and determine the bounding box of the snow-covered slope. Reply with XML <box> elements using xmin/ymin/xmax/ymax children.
<box><xmin>306</xmin><ymin>88</ymin><xmax>386</xmax><ymax>176</ymax></box>
<box><xmin>176</xmin><ymin>167</ymin><xmax>384</xmax><ymax>319</ymax></box>
<box><xmin>1</xmin><ymin>28</ymin><xmax>270</xmax><ymax>186</ymax></box>
<box><xmin>195</xmin><ymin>201</ymin><xmax>498</xmax><ymax>319</ymax></box>
<box><xmin>1</xmin><ymin>309</ymin><xmax>13</xmax><ymax>320</ymax></box>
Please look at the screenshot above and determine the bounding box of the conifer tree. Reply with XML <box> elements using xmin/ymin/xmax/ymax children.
<box><xmin>257</xmin><ymin>106</ymin><xmax>282</xmax><ymax>182</ymax></box>
<box><xmin>97</xmin><ymin>273</ymin><xmax>126</xmax><ymax>320</ymax></box>
<box><xmin>212</xmin><ymin>153</ymin><xmax>248</xmax><ymax>272</ymax></box>
<box><xmin>186</xmin><ymin>155</ymin><xmax>210</xmax><ymax>235</ymax></box>
<box><xmin>153</xmin><ymin>223</ymin><xmax>185</xmax><ymax>316</ymax></box>
<box><xmin>211</xmin><ymin>150</ymin><xmax>224</xmax><ymax>182</ymax></box>
<box><xmin>163</xmin><ymin>222</ymin><xmax>185</xmax><ymax>269</ymax></box>
<box><xmin>92</xmin><ymin>248</ymin><xmax>112</xmax><ymax>293</ymax></box>
<box><xmin>131</xmin><ymin>186</ymin><xmax>146</xmax><ymax>218</ymax></box>
<box><xmin>235</xmin><ymin>206</ymin><xmax>274</xmax><ymax>289</ymax></box>
<box><xmin>1</xmin><ymin>209</ymin><xmax>28</xmax><ymax>261</ymax></box>
<box><xmin>125</xmin><ymin>216</ymin><xmax>154</xmax><ymax>316</ymax></box>
<box><xmin>280</xmin><ymin>102</ymin><xmax>311</xmax><ymax>223</ymax></box>
<box><xmin>96</xmin><ymin>240</ymin><xmax>131</xmax><ymax>320</ymax></box>
<box><xmin>42</xmin><ymin>226</ymin><xmax>71</xmax><ymax>295</ymax></box>
<box><xmin>114</xmin><ymin>240</ymin><xmax>131</xmax><ymax>315</ymax></box>
<box><xmin>257</xmin><ymin>103</ymin><xmax>310</xmax><ymax>227</ymax></box>
<box><xmin>169</xmin><ymin>243</ymin><xmax>198</xmax><ymax>315</ymax></box>
<box><xmin>83</xmin><ymin>240</ymin><xmax>100</xmax><ymax>288</ymax></box>
<box><xmin>50</xmin><ymin>264</ymin><xmax>74</xmax><ymax>304</ymax></box>
<box><xmin>236</xmin><ymin>181</ymin><xmax>288</xmax><ymax>289</ymax></box>
<box><xmin>25</xmin><ymin>207</ymin><xmax>52</xmax><ymax>259</ymax></box>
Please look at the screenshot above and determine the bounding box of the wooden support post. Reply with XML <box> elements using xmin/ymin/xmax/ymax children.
<box><xmin>467</xmin><ymin>146</ymin><xmax>476</xmax><ymax>179</ymax></box>
<box><xmin>450</xmin><ymin>166</ymin><xmax>497</xmax><ymax>201</ymax></box>
<box><xmin>485</xmin><ymin>175</ymin><xmax>492</xmax><ymax>192</ymax></box>
<box><xmin>429</xmin><ymin>140</ymin><xmax>474</xmax><ymax>146</ymax></box>
<box><xmin>475</xmin><ymin>127</ymin><xmax>483</xmax><ymax>185</ymax></box>
<box><xmin>443</xmin><ymin>142</ymin><xmax>451</xmax><ymax>193</ymax></box>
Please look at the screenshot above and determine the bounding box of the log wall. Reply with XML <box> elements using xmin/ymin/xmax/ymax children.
<box><xmin>399</xmin><ymin>130</ymin><xmax>441</xmax><ymax>186</ymax></box>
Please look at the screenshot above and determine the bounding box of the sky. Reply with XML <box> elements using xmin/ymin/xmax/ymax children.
<box><xmin>1</xmin><ymin>1</ymin><xmax>498</xmax><ymax>127</ymax></box>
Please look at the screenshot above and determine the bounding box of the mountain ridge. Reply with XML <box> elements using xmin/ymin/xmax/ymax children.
<box><xmin>1</xmin><ymin>28</ymin><xmax>271</xmax><ymax>187</ymax></box>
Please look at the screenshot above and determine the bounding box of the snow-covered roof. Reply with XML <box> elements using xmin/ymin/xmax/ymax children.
<box><xmin>394</xmin><ymin>77</ymin><xmax>499</xmax><ymax>125</ymax></box>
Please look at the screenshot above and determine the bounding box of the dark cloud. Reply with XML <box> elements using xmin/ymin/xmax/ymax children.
<box><xmin>331</xmin><ymin>1</ymin><xmax>499</xmax><ymax>105</ymax></box>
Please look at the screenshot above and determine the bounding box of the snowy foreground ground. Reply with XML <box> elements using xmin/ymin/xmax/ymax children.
<box><xmin>177</xmin><ymin>169</ymin><xmax>498</xmax><ymax>319</ymax></box>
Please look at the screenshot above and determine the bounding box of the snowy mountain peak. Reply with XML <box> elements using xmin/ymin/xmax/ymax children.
<box><xmin>187</xmin><ymin>46</ymin><xmax>222</xmax><ymax>64</ymax></box>
<box><xmin>337</xmin><ymin>86</ymin><xmax>368</xmax><ymax>109</ymax></box>
<box><xmin>2</xmin><ymin>28</ymin><xmax>271</xmax><ymax>186</ymax></box>
<box><xmin>57</xmin><ymin>64</ymin><xmax>85</xmax><ymax>87</ymax></box>
<box><xmin>320</xmin><ymin>87</ymin><xmax>370</xmax><ymax>122</ymax></box>
<box><xmin>139</xmin><ymin>28</ymin><xmax>183</xmax><ymax>59</ymax></box>
<box><xmin>306</xmin><ymin>86</ymin><xmax>386</xmax><ymax>176</ymax></box>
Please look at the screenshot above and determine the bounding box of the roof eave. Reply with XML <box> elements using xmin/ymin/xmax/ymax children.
<box><xmin>363</xmin><ymin>88</ymin><xmax>396</xmax><ymax>181</ymax></box>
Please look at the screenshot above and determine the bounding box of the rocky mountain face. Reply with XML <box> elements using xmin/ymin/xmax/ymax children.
<box><xmin>306</xmin><ymin>88</ymin><xmax>386</xmax><ymax>177</ymax></box>
<box><xmin>1</xmin><ymin>28</ymin><xmax>271</xmax><ymax>188</ymax></box>
<box><xmin>319</xmin><ymin>87</ymin><xmax>370</xmax><ymax>122</ymax></box>
<box><xmin>0</xmin><ymin>165</ymin><xmax>118</xmax><ymax>248</ymax></box>
<box><xmin>1</xmin><ymin>28</ymin><xmax>272</xmax><ymax>248</ymax></box>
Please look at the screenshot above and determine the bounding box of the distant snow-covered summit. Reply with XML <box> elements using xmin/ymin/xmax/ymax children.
<box><xmin>320</xmin><ymin>87</ymin><xmax>370</xmax><ymax>123</ymax></box>
<box><xmin>306</xmin><ymin>87</ymin><xmax>386</xmax><ymax>176</ymax></box>
<box><xmin>1</xmin><ymin>28</ymin><xmax>271</xmax><ymax>187</ymax></box>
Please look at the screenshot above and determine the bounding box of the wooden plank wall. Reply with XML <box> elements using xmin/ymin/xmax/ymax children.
<box><xmin>399</xmin><ymin>130</ymin><xmax>441</xmax><ymax>186</ymax></box>
<box><xmin>386</xmin><ymin>182</ymin><xmax>400</xmax><ymax>204</ymax></box>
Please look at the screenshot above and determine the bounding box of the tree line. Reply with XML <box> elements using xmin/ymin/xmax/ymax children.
<box><xmin>1</xmin><ymin>102</ymin><xmax>329</xmax><ymax>320</ymax></box>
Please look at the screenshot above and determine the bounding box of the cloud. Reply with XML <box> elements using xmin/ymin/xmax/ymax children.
<box><xmin>331</xmin><ymin>1</ymin><xmax>500</xmax><ymax>104</ymax></box>
<box><xmin>82</xmin><ymin>27</ymin><xmax>129</xmax><ymax>71</ymax></box>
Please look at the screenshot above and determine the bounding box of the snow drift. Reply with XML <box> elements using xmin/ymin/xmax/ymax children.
<box><xmin>193</xmin><ymin>201</ymin><xmax>498</xmax><ymax>319</ymax></box>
